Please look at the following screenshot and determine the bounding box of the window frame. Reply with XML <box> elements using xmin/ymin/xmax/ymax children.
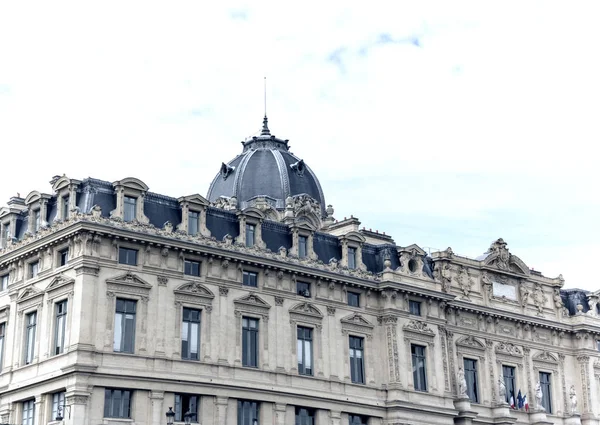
<box><xmin>242</xmin><ymin>316</ymin><xmax>259</xmax><ymax>368</ymax></box>
<box><xmin>24</xmin><ymin>310</ymin><xmax>37</xmax><ymax>365</ymax></box>
<box><xmin>347</xmin><ymin>247</ymin><xmax>357</xmax><ymax>269</ymax></box>
<box><xmin>295</xmin><ymin>406</ymin><xmax>315</xmax><ymax>425</ymax></box>
<box><xmin>297</xmin><ymin>326</ymin><xmax>313</xmax><ymax>376</ymax></box>
<box><xmin>245</xmin><ymin>223</ymin><xmax>256</xmax><ymax>248</ymax></box>
<box><xmin>348</xmin><ymin>414</ymin><xmax>367</xmax><ymax>425</ymax></box>
<box><xmin>0</xmin><ymin>322</ymin><xmax>5</xmax><ymax>372</ymax></box>
<box><xmin>181</xmin><ymin>307</ymin><xmax>201</xmax><ymax>361</ymax></box>
<box><xmin>58</xmin><ymin>248</ymin><xmax>69</xmax><ymax>267</ymax></box>
<box><xmin>0</xmin><ymin>274</ymin><xmax>8</xmax><ymax>291</ymax></box>
<box><xmin>118</xmin><ymin>247</ymin><xmax>138</xmax><ymax>266</ymax></box>
<box><xmin>237</xmin><ymin>399</ymin><xmax>259</xmax><ymax>425</ymax></box>
<box><xmin>52</xmin><ymin>391</ymin><xmax>66</xmax><ymax>421</ymax></box>
<box><xmin>184</xmin><ymin>259</ymin><xmax>201</xmax><ymax>277</ymax></box>
<box><xmin>54</xmin><ymin>299</ymin><xmax>68</xmax><ymax>355</ymax></box>
<box><xmin>349</xmin><ymin>335</ymin><xmax>365</xmax><ymax>384</ymax></box>
<box><xmin>242</xmin><ymin>270</ymin><xmax>258</xmax><ymax>288</ymax></box>
<box><xmin>463</xmin><ymin>358</ymin><xmax>479</xmax><ymax>403</ymax></box>
<box><xmin>22</xmin><ymin>399</ymin><xmax>35</xmax><ymax>425</ymax></box>
<box><xmin>347</xmin><ymin>291</ymin><xmax>360</xmax><ymax>308</ymax></box>
<box><xmin>32</xmin><ymin>209</ymin><xmax>41</xmax><ymax>233</ymax></box>
<box><xmin>411</xmin><ymin>344</ymin><xmax>428</xmax><ymax>392</ymax></box>
<box><xmin>296</xmin><ymin>281</ymin><xmax>311</xmax><ymax>298</ymax></box>
<box><xmin>298</xmin><ymin>235</ymin><xmax>308</xmax><ymax>259</ymax></box>
<box><xmin>28</xmin><ymin>260</ymin><xmax>40</xmax><ymax>279</ymax></box>
<box><xmin>113</xmin><ymin>298</ymin><xmax>137</xmax><ymax>354</ymax></box>
<box><xmin>104</xmin><ymin>388</ymin><xmax>133</xmax><ymax>419</ymax></box>
<box><xmin>175</xmin><ymin>393</ymin><xmax>200</xmax><ymax>423</ymax></box>
<box><xmin>409</xmin><ymin>300</ymin><xmax>422</xmax><ymax>316</ymax></box>
<box><xmin>188</xmin><ymin>210</ymin><xmax>200</xmax><ymax>236</ymax></box>
<box><xmin>123</xmin><ymin>195</ymin><xmax>137</xmax><ymax>222</ymax></box>
<box><xmin>502</xmin><ymin>365</ymin><xmax>517</xmax><ymax>404</ymax></box>
<box><xmin>539</xmin><ymin>371</ymin><xmax>553</xmax><ymax>414</ymax></box>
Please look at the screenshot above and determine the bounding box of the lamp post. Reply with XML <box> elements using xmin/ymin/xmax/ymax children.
<box><xmin>183</xmin><ymin>409</ymin><xmax>193</xmax><ymax>425</ymax></box>
<box><xmin>166</xmin><ymin>407</ymin><xmax>175</xmax><ymax>425</ymax></box>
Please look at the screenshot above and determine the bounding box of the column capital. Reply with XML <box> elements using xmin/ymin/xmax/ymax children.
<box><xmin>149</xmin><ymin>391</ymin><xmax>165</xmax><ymax>400</ymax></box>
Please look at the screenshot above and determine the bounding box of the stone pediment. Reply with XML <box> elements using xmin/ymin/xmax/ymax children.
<box><xmin>533</xmin><ymin>350</ymin><xmax>558</xmax><ymax>364</ymax></box>
<box><xmin>403</xmin><ymin>320</ymin><xmax>435</xmax><ymax>336</ymax></box>
<box><xmin>456</xmin><ymin>335</ymin><xmax>486</xmax><ymax>351</ymax></box>
<box><xmin>106</xmin><ymin>272</ymin><xmax>152</xmax><ymax>296</ymax></box>
<box><xmin>289</xmin><ymin>302</ymin><xmax>323</xmax><ymax>323</ymax></box>
<box><xmin>495</xmin><ymin>341</ymin><xmax>523</xmax><ymax>357</ymax></box>
<box><xmin>45</xmin><ymin>274</ymin><xmax>75</xmax><ymax>293</ymax></box>
<box><xmin>341</xmin><ymin>313</ymin><xmax>374</xmax><ymax>335</ymax></box>
<box><xmin>17</xmin><ymin>287</ymin><xmax>42</xmax><ymax>303</ymax></box>
<box><xmin>234</xmin><ymin>293</ymin><xmax>271</xmax><ymax>317</ymax></box>
<box><xmin>177</xmin><ymin>194</ymin><xmax>209</xmax><ymax>208</ymax></box>
<box><xmin>174</xmin><ymin>282</ymin><xmax>215</xmax><ymax>306</ymax></box>
<box><xmin>400</xmin><ymin>244</ymin><xmax>426</xmax><ymax>256</ymax></box>
<box><xmin>482</xmin><ymin>238</ymin><xmax>530</xmax><ymax>275</ymax></box>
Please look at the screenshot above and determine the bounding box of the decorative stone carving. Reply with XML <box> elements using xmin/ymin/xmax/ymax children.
<box><xmin>434</xmin><ymin>262</ymin><xmax>452</xmax><ymax>292</ymax></box>
<box><xmin>327</xmin><ymin>306</ymin><xmax>336</xmax><ymax>316</ymax></box>
<box><xmin>340</xmin><ymin>313</ymin><xmax>374</xmax><ymax>335</ymax></box>
<box><xmin>498</xmin><ymin>378</ymin><xmax>507</xmax><ymax>400</ymax></box>
<box><xmin>458</xmin><ymin>367</ymin><xmax>468</xmax><ymax>397</ymax></box>
<box><xmin>569</xmin><ymin>385</ymin><xmax>578</xmax><ymax>414</ymax></box>
<box><xmin>481</xmin><ymin>271</ymin><xmax>493</xmax><ymax>299</ymax></box>
<box><xmin>534</xmin><ymin>381</ymin><xmax>544</xmax><ymax>411</ymax></box>
<box><xmin>553</xmin><ymin>289</ymin><xmax>564</xmax><ymax>310</ymax></box>
<box><xmin>455</xmin><ymin>265</ymin><xmax>473</xmax><ymax>300</ymax></box>
<box><xmin>274</xmin><ymin>296</ymin><xmax>284</xmax><ymax>306</ymax></box>
<box><xmin>495</xmin><ymin>341</ymin><xmax>522</xmax><ymax>356</ymax></box>
<box><xmin>402</xmin><ymin>320</ymin><xmax>434</xmax><ymax>336</ymax></box>
<box><xmin>219</xmin><ymin>287</ymin><xmax>229</xmax><ymax>297</ymax></box>
<box><xmin>532</xmin><ymin>284</ymin><xmax>548</xmax><ymax>316</ymax></box>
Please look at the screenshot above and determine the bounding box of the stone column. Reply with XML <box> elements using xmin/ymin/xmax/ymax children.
<box><xmin>149</xmin><ymin>391</ymin><xmax>164</xmax><ymax>425</ymax></box>
<box><xmin>234</xmin><ymin>311</ymin><xmax>242</xmax><ymax>365</ymax></box>
<box><xmin>139</xmin><ymin>295</ymin><xmax>149</xmax><ymax>353</ymax></box>
<box><xmin>214</xmin><ymin>396</ymin><xmax>229</xmax><ymax>425</ymax></box>
<box><xmin>274</xmin><ymin>403</ymin><xmax>286</xmax><ymax>425</ymax></box>
<box><xmin>203</xmin><ymin>305</ymin><xmax>212</xmax><ymax>361</ymax></box>
<box><xmin>34</xmin><ymin>395</ymin><xmax>45</xmax><ymax>425</ymax></box>
<box><xmin>327</xmin><ymin>307</ymin><xmax>338</xmax><ymax>380</ymax></box>
<box><xmin>316</xmin><ymin>324</ymin><xmax>324</xmax><ymax>376</ymax></box>
<box><xmin>290</xmin><ymin>320</ymin><xmax>298</xmax><ymax>373</ymax></box>
<box><xmin>155</xmin><ymin>276</ymin><xmax>168</xmax><ymax>357</ymax></box>
<box><xmin>218</xmin><ymin>287</ymin><xmax>230</xmax><ymax>365</ymax></box>
<box><xmin>576</xmin><ymin>356</ymin><xmax>592</xmax><ymax>416</ymax></box>
<box><xmin>275</xmin><ymin>297</ymin><xmax>285</xmax><ymax>372</ymax></box>
<box><xmin>330</xmin><ymin>410</ymin><xmax>342</xmax><ymax>425</ymax></box>
<box><xmin>262</xmin><ymin>315</ymin><xmax>270</xmax><ymax>369</ymax></box>
<box><xmin>316</xmin><ymin>409</ymin><xmax>330</xmax><ymax>425</ymax></box>
<box><xmin>65</xmin><ymin>394</ymin><xmax>89</xmax><ymax>425</ymax></box>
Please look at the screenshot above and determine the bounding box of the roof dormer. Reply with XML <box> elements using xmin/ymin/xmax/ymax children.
<box><xmin>110</xmin><ymin>177</ymin><xmax>150</xmax><ymax>223</ymax></box>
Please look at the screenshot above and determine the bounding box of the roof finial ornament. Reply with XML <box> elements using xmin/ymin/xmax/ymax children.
<box><xmin>261</xmin><ymin>76</ymin><xmax>271</xmax><ymax>136</ymax></box>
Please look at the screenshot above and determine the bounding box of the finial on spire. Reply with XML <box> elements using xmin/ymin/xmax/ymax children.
<box><xmin>260</xmin><ymin>76</ymin><xmax>271</xmax><ymax>135</ymax></box>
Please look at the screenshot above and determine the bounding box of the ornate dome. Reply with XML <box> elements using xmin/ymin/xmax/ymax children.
<box><xmin>207</xmin><ymin>116</ymin><xmax>326</xmax><ymax>216</ymax></box>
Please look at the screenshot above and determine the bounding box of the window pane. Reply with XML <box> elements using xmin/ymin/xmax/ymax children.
<box><xmin>246</xmin><ymin>224</ymin><xmax>255</xmax><ymax>247</ymax></box>
<box><xmin>188</xmin><ymin>211</ymin><xmax>199</xmax><ymax>235</ymax></box>
<box><xmin>243</xmin><ymin>271</ymin><xmax>258</xmax><ymax>287</ymax></box>
<box><xmin>124</xmin><ymin>196</ymin><xmax>136</xmax><ymax>222</ymax></box>
<box><xmin>348</xmin><ymin>247</ymin><xmax>356</xmax><ymax>269</ymax></box>
<box><xmin>298</xmin><ymin>236</ymin><xmax>307</xmax><ymax>258</ymax></box>
<box><xmin>348</xmin><ymin>292</ymin><xmax>360</xmax><ymax>307</ymax></box>
<box><xmin>409</xmin><ymin>301</ymin><xmax>421</xmax><ymax>316</ymax></box>
<box><xmin>502</xmin><ymin>366</ymin><xmax>516</xmax><ymax>404</ymax></box>
<box><xmin>539</xmin><ymin>372</ymin><xmax>552</xmax><ymax>413</ymax></box>
<box><xmin>185</xmin><ymin>260</ymin><xmax>201</xmax><ymax>276</ymax></box>
<box><xmin>464</xmin><ymin>358</ymin><xmax>479</xmax><ymax>403</ymax></box>
<box><xmin>297</xmin><ymin>281</ymin><xmax>310</xmax><ymax>296</ymax></box>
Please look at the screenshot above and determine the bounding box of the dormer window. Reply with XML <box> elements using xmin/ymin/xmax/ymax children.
<box><xmin>246</xmin><ymin>224</ymin><xmax>255</xmax><ymax>248</ymax></box>
<box><xmin>298</xmin><ymin>236</ymin><xmax>307</xmax><ymax>258</ymax></box>
<box><xmin>32</xmin><ymin>209</ymin><xmax>40</xmax><ymax>232</ymax></box>
<box><xmin>188</xmin><ymin>211</ymin><xmax>199</xmax><ymax>235</ymax></box>
<box><xmin>51</xmin><ymin>175</ymin><xmax>81</xmax><ymax>221</ymax></box>
<box><xmin>348</xmin><ymin>247</ymin><xmax>357</xmax><ymax>269</ymax></box>
<box><xmin>61</xmin><ymin>196</ymin><xmax>69</xmax><ymax>220</ymax></box>
<box><xmin>123</xmin><ymin>196</ymin><xmax>137</xmax><ymax>222</ymax></box>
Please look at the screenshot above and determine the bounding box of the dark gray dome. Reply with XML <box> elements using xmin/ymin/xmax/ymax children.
<box><xmin>207</xmin><ymin>117</ymin><xmax>326</xmax><ymax>215</ymax></box>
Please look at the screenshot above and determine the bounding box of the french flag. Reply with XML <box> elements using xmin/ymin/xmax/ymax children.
<box><xmin>510</xmin><ymin>395</ymin><xmax>515</xmax><ymax>409</ymax></box>
<box><xmin>523</xmin><ymin>394</ymin><xmax>529</xmax><ymax>412</ymax></box>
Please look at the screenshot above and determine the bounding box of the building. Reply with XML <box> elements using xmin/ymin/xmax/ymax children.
<box><xmin>0</xmin><ymin>116</ymin><xmax>599</xmax><ymax>425</ymax></box>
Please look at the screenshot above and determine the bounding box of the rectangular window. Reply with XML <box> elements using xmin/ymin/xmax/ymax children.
<box><xmin>123</xmin><ymin>196</ymin><xmax>137</xmax><ymax>222</ymax></box>
<box><xmin>539</xmin><ymin>372</ymin><xmax>552</xmax><ymax>413</ymax></box>
<box><xmin>464</xmin><ymin>358</ymin><xmax>479</xmax><ymax>403</ymax></box>
<box><xmin>242</xmin><ymin>317</ymin><xmax>259</xmax><ymax>367</ymax></box>
<box><xmin>411</xmin><ymin>344</ymin><xmax>427</xmax><ymax>392</ymax></box>
<box><xmin>52</xmin><ymin>391</ymin><xmax>66</xmax><ymax>421</ymax></box>
<box><xmin>0</xmin><ymin>274</ymin><xmax>8</xmax><ymax>291</ymax></box>
<box><xmin>348</xmin><ymin>247</ymin><xmax>356</xmax><ymax>269</ymax></box>
<box><xmin>114</xmin><ymin>299</ymin><xmax>136</xmax><ymax>353</ymax></box>
<box><xmin>29</xmin><ymin>261</ymin><xmax>39</xmax><ymax>279</ymax></box>
<box><xmin>24</xmin><ymin>311</ymin><xmax>37</xmax><ymax>364</ymax></box>
<box><xmin>188</xmin><ymin>211</ymin><xmax>199</xmax><ymax>236</ymax></box>
<box><xmin>502</xmin><ymin>365</ymin><xmax>516</xmax><ymax>404</ymax></box>
<box><xmin>295</xmin><ymin>407</ymin><xmax>315</xmax><ymax>425</ymax></box>
<box><xmin>0</xmin><ymin>322</ymin><xmax>5</xmax><ymax>371</ymax></box>
<box><xmin>347</xmin><ymin>291</ymin><xmax>360</xmax><ymax>307</ymax></box>
<box><xmin>22</xmin><ymin>399</ymin><xmax>35</xmax><ymax>425</ymax></box>
<box><xmin>118</xmin><ymin>247</ymin><xmax>138</xmax><ymax>266</ymax></box>
<box><xmin>298</xmin><ymin>236</ymin><xmax>307</xmax><ymax>258</ymax></box>
<box><xmin>242</xmin><ymin>271</ymin><xmax>258</xmax><ymax>287</ymax></box>
<box><xmin>175</xmin><ymin>393</ymin><xmax>199</xmax><ymax>423</ymax></box>
<box><xmin>297</xmin><ymin>326</ymin><xmax>313</xmax><ymax>376</ymax></box>
<box><xmin>246</xmin><ymin>224</ymin><xmax>255</xmax><ymax>247</ymax></box>
<box><xmin>62</xmin><ymin>196</ymin><xmax>70</xmax><ymax>220</ymax></box>
<box><xmin>349</xmin><ymin>415</ymin><xmax>367</xmax><ymax>425</ymax></box>
<box><xmin>184</xmin><ymin>260</ymin><xmax>201</xmax><ymax>277</ymax></box>
<box><xmin>2</xmin><ymin>223</ymin><xmax>10</xmax><ymax>241</ymax></box>
<box><xmin>59</xmin><ymin>248</ymin><xmax>69</xmax><ymax>267</ymax></box>
<box><xmin>33</xmin><ymin>209</ymin><xmax>40</xmax><ymax>232</ymax></box>
<box><xmin>349</xmin><ymin>336</ymin><xmax>365</xmax><ymax>384</ymax></box>
<box><xmin>54</xmin><ymin>300</ymin><xmax>68</xmax><ymax>355</ymax></box>
<box><xmin>409</xmin><ymin>300</ymin><xmax>421</xmax><ymax>316</ymax></box>
<box><xmin>181</xmin><ymin>308</ymin><xmax>201</xmax><ymax>360</ymax></box>
<box><xmin>104</xmin><ymin>389</ymin><xmax>132</xmax><ymax>419</ymax></box>
<box><xmin>237</xmin><ymin>400</ymin><xmax>259</xmax><ymax>425</ymax></box>
<box><xmin>296</xmin><ymin>281</ymin><xmax>310</xmax><ymax>297</ymax></box>
<box><xmin>597</xmin><ymin>340</ymin><xmax>600</xmax><ymax>351</ymax></box>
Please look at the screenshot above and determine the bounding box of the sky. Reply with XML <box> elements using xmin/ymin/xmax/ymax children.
<box><xmin>0</xmin><ymin>1</ymin><xmax>599</xmax><ymax>290</ymax></box>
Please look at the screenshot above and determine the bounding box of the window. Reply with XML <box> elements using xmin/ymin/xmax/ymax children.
<box><xmin>118</xmin><ymin>247</ymin><xmax>138</xmax><ymax>266</ymax></box>
<box><xmin>409</xmin><ymin>300</ymin><xmax>421</xmax><ymax>316</ymax></box>
<box><xmin>62</xmin><ymin>196</ymin><xmax>70</xmax><ymax>220</ymax></box>
<box><xmin>182</xmin><ymin>308</ymin><xmax>201</xmax><ymax>360</ymax></box>
<box><xmin>411</xmin><ymin>344</ymin><xmax>427</xmax><ymax>392</ymax></box>
<box><xmin>52</xmin><ymin>391</ymin><xmax>66</xmax><ymax>421</ymax></box>
<box><xmin>175</xmin><ymin>393</ymin><xmax>199</xmax><ymax>423</ymax></box>
<box><xmin>237</xmin><ymin>400</ymin><xmax>258</xmax><ymax>425</ymax></box>
<box><xmin>0</xmin><ymin>274</ymin><xmax>8</xmax><ymax>291</ymax></box>
<box><xmin>245</xmin><ymin>224</ymin><xmax>255</xmax><ymax>247</ymax></box>
<box><xmin>184</xmin><ymin>260</ymin><xmax>201</xmax><ymax>277</ymax></box>
<box><xmin>298</xmin><ymin>236</ymin><xmax>307</xmax><ymax>258</ymax></box>
<box><xmin>297</xmin><ymin>326</ymin><xmax>313</xmax><ymax>376</ymax></box>
<box><xmin>539</xmin><ymin>372</ymin><xmax>552</xmax><ymax>413</ymax></box>
<box><xmin>29</xmin><ymin>261</ymin><xmax>39</xmax><ymax>279</ymax></box>
<box><xmin>464</xmin><ymin>358</ymin><xmax>479</xmax><ymax>403</ymax></box>
<box><xmin>349</xmin><ymin>415</ymin><xmax>367</xmax><ymax>425</ymax></box>
<box><xmin>349</xmin><ymin>336</ymin><xmax>365</xmax><ymax>384</ymax></box>
<box><xmin>597</xmin><ymin>340</ymin><xmax>600</xmax><ymax>351</ymax></box>
<box><xmin>188</xmin><ymin>211</ymin><xmax>199</xmax><ymax>235</ymax></box>
<box><xmin>32</xmin><ymin>209</ymin><xmax>40</xmax><ymax>232</ymax></box>
<box><xmin>114</xmin><ymin>299</ymin><xmax>136</xmax><ymax>353</ymax></box>
<box><xmin>347</xmin><ymin>291</ymin><xmax>360</xmax><ymax>307</ymax></box>
<box><xmin>348</xmin><ymin>247</ymin><xmax>356</xmax><ymax>269</ymax></box>
<box><xmin>24</xmin><ymin>311</ymin><xmax>37</xmax><ymax>364</ymax></box>
<box><xmin>295</xmin><ymin>407</ymin><xmax>315</xmax><ymax>425</ymax></box>
<box><xmin>242</xmin><ymin>317</ymin><xmax>258</xmax><ymax>367</ymax></box>
<box><xmin>104</xmin><ymin>389</ymin><xmax>132</xmax><ymax>419</ymax></box>
<box><xmin>123</xmin><ymin>196</ymin><xmax>137</xmax><ymax>222</ymax></box>
<box><xmin>0</xmin><ymin>322</ymin><xmax>5</xmax><ymax>371</ymax></box>
<box><xmin>502</xmin><ymin>365</ymin><xmax>516</xmax><ymax>404</ymax></box>
<box><xmin>54</xmin><ymin>300</ymin><xmax>68</xmax><ymax>355</ymax></box>
<box><xmin>2</xmin><ymin>223</ymin><xmax>9</xmax><ymax>241</ymax></box>
<box><xmin>22</xmin><ymin>399</ymin><xmax>35</xmax><ymax>425</ymax></box>
<box><xmin>242</xmin><ymin>271</ymin><xmax>258</xmax><ymax>287</ymax></box>
<box><xmin>59</xmin><ymin>248</ymin><xmax>69</xmax><ymax>267</ymax></box>
<box><xmin>296</xmin><ymin>281</ymin><xmax>310</xmax><ymax>297</ymax></box>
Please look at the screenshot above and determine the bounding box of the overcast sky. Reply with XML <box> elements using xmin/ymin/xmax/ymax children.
<box><xmin>1</xmin><ymin>2</ymin><xmax>598</xmax><ymax>290</ymax></box>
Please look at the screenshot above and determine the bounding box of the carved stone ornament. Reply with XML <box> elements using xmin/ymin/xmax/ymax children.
<box><xmin>532</xmin><ymin>284</ymin><xmax>548</xmax><ymax>316</ymax></box>
<box><xmin>481</xmin><ymin>271</ymin><xmax>493</xmax><ymax>299</ymax></box>
<box><xmin>520</xmin><ymin>282</ymin><xmax>530</xmax><ymax>307</ymax></box>
<box><xmin>495</xmin><ymin>341</ymin><xmax>523</xmax><ymax>356</ymax></box>
<box><xmin>340</xmin><ymin>313</ymin><xmax>374</xmax><ymax>335</ymax></box>
<box><xmin>106</xmin><ymin>272</ymin><xmax>152</xmax><ymax>297</ymax></box>
<box><xmin>456</xmin><ymin>335</ymin><xmax>486</xmax><ymax>350</ymax></box>
<box><xmin>553</xmin><ymin>289</ymin><xmax>564</xmax><ymax>310</ymax></box>
<box><xmin>569</xmin><ymin>385</ymin><xmax>578</xmax><ymax>414</ymax></box>
<box><xmin>455</xmin><ymin>265</ymin><xmax>473</xmax><ymax>300</ymax></box>
<box><xmin>174</xmin><ymin>282</ymin><xmax>215</xmax><ymax>306</ymax></box>
<box><xmin>233</xmin><ymin>293</ymin><xmax>271</xmax><ymax>316</ymax></box>
<box><xmin>402</xmin><ymin>320</ymin><xmax>435</xmax><ymax>336</ymax></box>
<box><xmin>433</xmin><ymin>261</ymin><xmax>452</xmax><ymax>293</ymax></box>
<box><xmin>289</xmin><ymin>302</ymin><xmax>323</xmax><ymax>324</ymax></box>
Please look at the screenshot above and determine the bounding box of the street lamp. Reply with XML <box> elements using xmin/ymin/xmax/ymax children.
<box><xmin>183</xmin><ymin>409</ymin><xmax>193</xmax><ymax>425</ymax></box>
<box><xmin>253</xmin><ymin>419</ymin><xmax>258</xmax><ymax>425</ymax></box>
<box><xmin>165</xmin><ymin>407</ymin><xmax>175</xmax><ymax>425</ymax></box>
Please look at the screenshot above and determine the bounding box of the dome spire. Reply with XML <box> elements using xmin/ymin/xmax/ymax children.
<box><xmin>261</xmin><ymin>76</ymin><xmax>271</xmax><ymax>136</ymax></box>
